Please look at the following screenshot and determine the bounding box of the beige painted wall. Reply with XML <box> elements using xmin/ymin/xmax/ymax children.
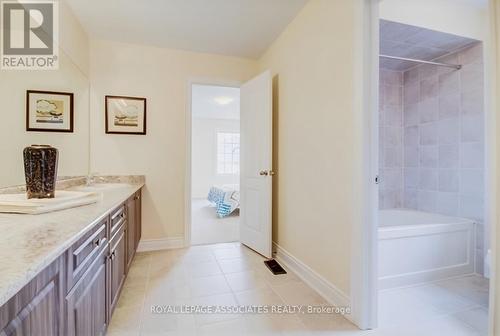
<box><xmin>0</xmin><ymin>0</ymin><xmax>89</xmax><ymax>188</ymax></box>
<box><xmin>59</xmin><ymin>0</ymin><xmax>90</xmax><ymax>75</ymax></box>
<box><xmin>0</xmin><ymin>54</ymin><xmax>90</xmax><ymax>188</ymax></box>
<box><xmin>89</xmin><ymin>39</ymin><xmax>257</xmax><ymax>239</ymax></box>
<box><xmin>257</xmin><ymin>0</ymin><xmax>362</xmax><ymax>295</ymax></box>
<box><xmin>379</xmin><ymin>0</ymin><xmax>488</xmax><ymax>41</ymax></box>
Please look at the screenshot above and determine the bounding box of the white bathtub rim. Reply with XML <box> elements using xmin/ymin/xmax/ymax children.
<box><xmin>379</xmin><ymin>220</ymin><xmax>476</xmax><ymax>231</ymax></box>
<box><xmin>379</xmin><ymin>208</ymin><xmax>476</xmax><ymax>228</ymax></box>
<box><xmin>379</xmin><ymin>221</ymin><xmax>474</xmax><ymax>240</ymax></box>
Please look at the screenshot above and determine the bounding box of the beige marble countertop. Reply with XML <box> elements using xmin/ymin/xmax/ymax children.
<box><xmin>0</xmin><ymin>182</ymin><xmax>144</xmax><ymax>306</ymax></box>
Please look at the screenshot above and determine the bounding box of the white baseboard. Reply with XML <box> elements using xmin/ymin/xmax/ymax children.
<box><xmin>137</xmin><ymin>237</ymin><xmax>185</xmax><ymax>252</ymax></box>
<box><xmin>272</xmin><ymin>242</ymin><xmax>351</xmax><ymax>310</ymax></box>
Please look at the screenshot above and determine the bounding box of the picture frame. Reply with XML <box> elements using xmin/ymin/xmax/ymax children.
<box><xmin>105</xmin><ymin>95</ymin><xmax>147</xmax><ymax>135</ymax></box>
<box><xmin>26</xmin><ymin>90</ymin><xmax>74</xmax><ymax>133</ymax></box>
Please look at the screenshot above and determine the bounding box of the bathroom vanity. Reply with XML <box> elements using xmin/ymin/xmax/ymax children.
<box><xmin>0</xmin><ymin>182</ymin><xmax>143</xmax><ymax>335</ymax></box>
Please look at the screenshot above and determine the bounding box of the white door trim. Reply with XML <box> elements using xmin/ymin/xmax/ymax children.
<box><xmin>185</xmin><ymin>78</ymin><xmax>242</xmax><ymax>247</ymax></box>
<box><xmin>352</xmin><ymin>0</ymin><xmax>379</xmax><ymax>330</ymax></box>
<box><xmin>485</xmin><ymin>1</ymin><xmax>497</xmax><ymax>333</ymax></box>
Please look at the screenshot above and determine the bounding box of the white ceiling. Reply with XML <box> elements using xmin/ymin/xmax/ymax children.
<box><xmin>380</xmin><ymin>19</ymin><xmax>478</xmax><ymax>71</ymax></box>
<box><xmin>65</xmin><ymin>0</ymin><xmax>309</xmax><ymax>59</ymax></box>
<box><xmin>192</xmin><ymin>85</ymin><xmax>240</xmax><ymax>120</ymax></box>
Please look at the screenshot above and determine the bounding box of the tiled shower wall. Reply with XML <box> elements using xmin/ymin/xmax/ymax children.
<box><xmin>402</xmin><ymin>43</ymin><xmax>485</xmax><ymax>273</ymax></box>
<box><xmin>378</xmin><ymin>43</ymin><xmax>485</xmax><ymax>273</ymax></box>
<box><xmin>379</xmin><ymin>69</ymin><xmax>404</xmax><ymax>209</ymax></box>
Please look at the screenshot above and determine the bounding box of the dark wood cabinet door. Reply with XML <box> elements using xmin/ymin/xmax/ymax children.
<box><xmin>0</xmin><ymin>256</ymin><xmax>64</xmax><ymax>336</ymax></box>
<box><xmin>126</xmin><ymin>196</ymin><xmax>136</xmax><ymax>269</ymax></box>
<box><xmin>109</xmin><ymin>226</ymin><xmax>126</xmax><ymax>317</ymax></box>
<box><xmin>65</xmin><ymin>247</ymin><xmax>107</xmax><ymax>336</ymax></box>
<box><xmin>134</xmin><ymin>191</ymin><xmax>142</xmax><ymax>249</ymax></box>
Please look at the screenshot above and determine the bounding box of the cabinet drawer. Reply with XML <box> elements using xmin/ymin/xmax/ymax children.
<box><xmin>65</xmin><ymin>245</ymin><xmax>108</xmax><ymax>336</ymax></box>
<box><xmin>110</xmin><ymin>222</ymin><xmax>125</xmax><ymax>247</ymax></box>
<box><xmin>66</xmin><ymin>218</ymin><xmax>108</xmax><ymax>291</ymax></box>
<box><xmin>110</xmin><ymin>205</ymin><xmax>126</xmax><ymax>239</ymax></box>
<box><xmin>109</xmin><ymin>223</ymin><xmax>126</xmax><ymax>318</ymax></box>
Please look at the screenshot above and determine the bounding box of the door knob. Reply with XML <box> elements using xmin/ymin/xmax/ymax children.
<box><xmin>259</xmin><ymin>170</ymin><xmax>268</xmax><ymax>176</ymax></box>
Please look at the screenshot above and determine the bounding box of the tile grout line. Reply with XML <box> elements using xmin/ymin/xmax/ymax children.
<box><xmin>211</xmin><ymin>246</ymin><xmax>311</xmax><ymax>330</ymax></box>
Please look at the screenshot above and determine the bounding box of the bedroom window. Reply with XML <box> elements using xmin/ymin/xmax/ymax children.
<box><xmin>217</xmin><ymin>132</ymin><xmax>240</xmax><ymax>175</ymax></box>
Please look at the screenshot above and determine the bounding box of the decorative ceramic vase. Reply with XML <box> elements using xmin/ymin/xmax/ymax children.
<box><xmin>23</xmin><ymin>145</ymin><xmax>59</xmax><ymax>199</ymax></box>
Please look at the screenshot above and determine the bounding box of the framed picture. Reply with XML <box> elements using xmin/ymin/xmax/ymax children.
<box><xmin>105</xmin><ymin>95</ymin><xmax>147</xmax><ymax>135</ymax></box>
<box><xmin>26</xmin><ymin>90</ymin><xmax>74</xmax><ymax>132</ymax></box>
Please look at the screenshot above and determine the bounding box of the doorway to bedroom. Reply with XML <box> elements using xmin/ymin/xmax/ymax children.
<box><xmin>190</xmin><ymin>84</ymin><xmax>241</xmax><ymax>245</ymax></box>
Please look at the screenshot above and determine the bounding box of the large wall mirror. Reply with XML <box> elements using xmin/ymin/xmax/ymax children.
<box><xmin>0</xmin><ymin>47</ymin><xmax>90</xmax><ymax>188</ymax></box>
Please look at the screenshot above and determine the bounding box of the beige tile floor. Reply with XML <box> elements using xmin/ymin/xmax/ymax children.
<box><xmin>107</xmin><ymin>243</ymin><xmax>489</xmax><ymax>336</ymax></box>
<box><xmin>377</xmin><ymin>275</ymin><xmax>489</xmax><ymax>336</ymax></box>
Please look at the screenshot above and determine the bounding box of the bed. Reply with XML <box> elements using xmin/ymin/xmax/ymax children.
<box><xmin>207</xmin><ymin>185</ymin><xmax>240</xmax><ymax>218</ymax></box>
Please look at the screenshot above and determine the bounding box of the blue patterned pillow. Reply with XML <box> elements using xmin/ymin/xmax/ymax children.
<box><xmin>207</xmin><ymin>187</ymin><xmax>225</xmax><ymax>205</ymax></box>
<box><xmin>216</xmin><ymin>191</ymin><xmax>239</xmax><ymax>218</ymax></box>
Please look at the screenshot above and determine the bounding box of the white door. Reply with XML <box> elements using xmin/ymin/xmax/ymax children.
<box><xmin>240</xmin><ymin>70</ymin><xmax>273</xmax><ymax>258</ymax></box>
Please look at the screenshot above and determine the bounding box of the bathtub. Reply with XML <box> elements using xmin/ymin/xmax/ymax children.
<box><xmin>378</xmin><ymin>209</ymin><xmax>475</xmax><ymax>289</ymax></box>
